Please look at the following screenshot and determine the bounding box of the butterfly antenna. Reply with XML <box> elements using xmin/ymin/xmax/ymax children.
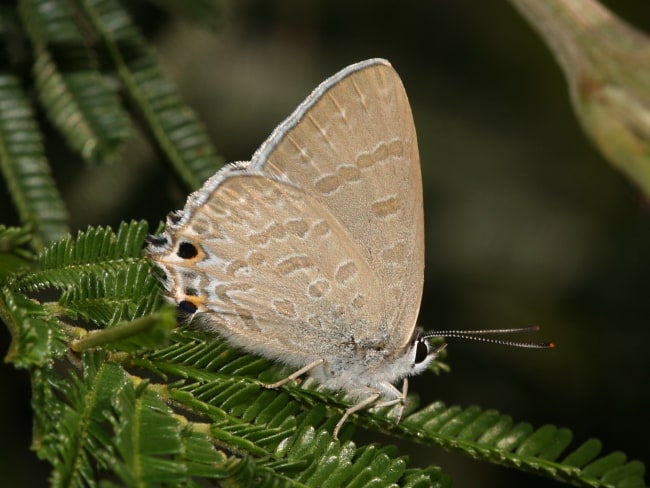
<box><xmin>423</xmin><ymin>325</ymin><xmax>555</xmax><ymax>349</ymax></box>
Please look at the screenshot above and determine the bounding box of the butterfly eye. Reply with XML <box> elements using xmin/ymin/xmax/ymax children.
<box><xmin>177</xmin><ymin>241</ymin><xmax>199</xmax><ymax>259</ymax></box>
<box><xmin>414</xmin><ymin>338</ymin><xmax>429</xmax><ymax>364</ymax></box>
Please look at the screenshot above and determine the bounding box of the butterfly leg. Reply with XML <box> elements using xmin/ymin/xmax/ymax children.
<box><xmin>333</xmin><ymin>391</ymin><xmax>381</xmax><ymax>440</ymax></box>
<box><xmin>374</xmin><ymin>378</ymin><xmax>408</xmax><ymax>424</ymax></box>
<box><xmin>261</xmin><ymin>358</ymin><xmax>325</xmax><ymax>389</ymax></box>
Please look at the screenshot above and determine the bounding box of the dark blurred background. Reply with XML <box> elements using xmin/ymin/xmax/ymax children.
<box><xmin>2</xmin><ymin>1</ymin><xmax>649</xmax><ymax>486</ymax></box>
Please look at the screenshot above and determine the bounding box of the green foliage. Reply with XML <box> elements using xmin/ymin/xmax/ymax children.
<box><xmin>0</xmin><ymin>74</ymin><xmax>69</xmax><ymax>249</ymax></box>
<box><xmin>0</xmin><ymin>1</ymin><xmax>647</xmax><ymax>487</ymax></box>
<box><xmin>0</xmin><ymin>224</ymin><xmax>36</xmax><ymax>278</ymax></box>
<box><xmin>0</xmin><ymin>0</ymin><xmax>223</xmax><ymax>250</ymax></box>
<box><xmin>2</xmin><ymin>219</ymin><xmax>645</xmax><ymax>487</ymax></box>
<box><xmin>79</xmin><ymin>0</ymin><xmax>225</xmax><ymax>189</ymax></box>
<box><xmin>1</xmin><ymin>285</ymin><xmax>69</xmax><ymax>368</ymax></box>
<box><xmin>19</xmin><ymin>0</ymin><xmax>132</xmax><ymax>165</ymax></box>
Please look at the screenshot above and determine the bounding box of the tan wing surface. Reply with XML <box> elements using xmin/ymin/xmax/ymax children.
<box><xmin>152</xmin><ymin>173</ymin><xmax>385</xmax><ymax>366</ymax></box>
<box><xmin>250</xmin><ymin>59</ymin><xmax>424</xmax><ymax>350</ymax></box>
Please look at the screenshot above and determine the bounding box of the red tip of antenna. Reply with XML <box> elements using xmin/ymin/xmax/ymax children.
<box><xmin>549</xmin><ymin>342</ymin><xmax>556</xmax><ymax>349</ymax></box>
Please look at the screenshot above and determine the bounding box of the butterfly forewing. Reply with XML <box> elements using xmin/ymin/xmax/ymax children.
<box><xmin>251</xmin><ymin>59</ymin><xmax>424</xmax><ymax>350</ymax></box>
<box><xmin>150</xmin><ymin>59</ymin><xmax>424</xmax><ymax>361</ymax></box>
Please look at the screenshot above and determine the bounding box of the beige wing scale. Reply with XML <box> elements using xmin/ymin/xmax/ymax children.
<box><xmin>152</xmin><ymin>173</ymin><xmax>385</xmax><ymax>367</ymax></box>
<box><xmin>252</xmin><ymin>60</ymin><xmax>424</xmax><ymax>351</ymax></box>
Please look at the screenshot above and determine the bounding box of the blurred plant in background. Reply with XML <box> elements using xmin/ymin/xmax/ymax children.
<box><xmin>511</xmin><ymin>0</ymin><xmax>650</xmax><ymax>199</ymax></box>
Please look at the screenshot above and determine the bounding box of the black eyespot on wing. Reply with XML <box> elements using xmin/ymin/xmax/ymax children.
<box><xmin>179</xmin><ymin>300</ymin><xmax>198</xmax><ymax>314</ymax></box>
<box><xmin>177</xmin><ymin>241</ymin><xmax>198</xmax><ymax>259</ymax></box>
<box><xmin>414</xmin><ymin>339</ymin><xmax>429</xmax><ymax>364</ymax></box>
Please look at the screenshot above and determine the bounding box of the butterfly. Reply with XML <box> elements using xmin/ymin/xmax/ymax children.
<box><xmin>147</xmin><ymin>58</ymin><xmax>551</xmax><ymax>439</ymax></box>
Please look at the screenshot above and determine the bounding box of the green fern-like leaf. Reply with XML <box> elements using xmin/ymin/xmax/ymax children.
<box><xmin>18</xmin><ymin>220</ymin><xmax>149</xmax><ymax>291</ymax></box>
<box><xmin>134</xmin><ymin>330</ymin><xmax>645</xmax><ymax>488</ymax></box>
<box><xmin>0</xmin><ymin>286</ymin><xmax>69</xmax><ymax>368</ymax></box>
<box><xmin>1</xmin><ymin>218</ymin><xmax>645</xmax><ymax>486</ymax></box>
<box><xmin>399</xmin><ymin>402</ymin><xmax>646</xmax><ymax>487</ymax></box>
<box><xmin>32</xmin><ymin>353</ymin><xmax>132</xmax><ymax>487</ymax></box>
<box><xmin>33</xmin><ymin>349</ymin><xmax>449</xmax><ymax>487</ymax></box>
<box><xmin>59</xmin><ymin>262</ymin><xmax>163</xmax><ymax>326</ymax></box>
<box><xmin>18</xmin><ymin>0</ymin><xmax>132</xmax><ymax>165</ymax></box>
<box><xmin>2</xmin><ymin>221</ymin><xmax>154</xmax><ymax>368</ymax></box>
<box><xmin>0</xmin><ymin>224</ymin><xmax>36</xmax><ymax>279</ymax></box>
<box><xmin>102</xmin><ymin>376</ymin><xmax>190</xmax><ymax>486</ymax></box>
<box><xmin>0</xmin><ymin>73</ymin><xmax>69</xmax><ymax>248</ymax></box>
<box><xmin>78</xmin><ymin>0</ymin><xmax>224</xmax><ymax>189</ymax></box>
